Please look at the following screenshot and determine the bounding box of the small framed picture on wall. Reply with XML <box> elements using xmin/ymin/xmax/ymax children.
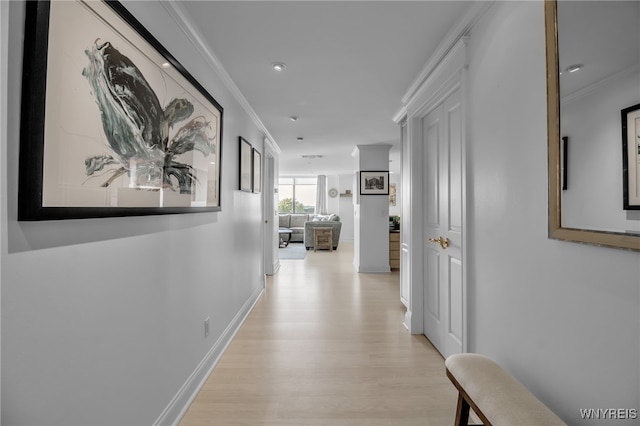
<box><xmin>239</xmin><ymin>137</ymin><xmax>253</xmax><ymax>192</ymax></box>
<box><xmin>360</xmin><ymin>171</ymin><xmax>389</xmax><ymax>195</ymax></box>
<box><xmin>622</xmin><ymin>103</ymin><xmax>640</xmax><ymax>209</ymax></box>
<box><xmin>252</xmin><ymin>148</ymin><xmax>261</xmax><ymax>193</ymax></box>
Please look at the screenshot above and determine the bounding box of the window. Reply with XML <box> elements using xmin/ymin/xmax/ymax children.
<box><xmin>278</xmin><ymin>177</ymin><xmax>317</xmax><ymax>213</ymax></box>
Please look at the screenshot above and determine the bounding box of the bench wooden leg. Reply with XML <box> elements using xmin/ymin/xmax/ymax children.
<box><xmin>455</xmin><ymin>392</ymin><xmax>471</xmax><ymax>426</ymax></box>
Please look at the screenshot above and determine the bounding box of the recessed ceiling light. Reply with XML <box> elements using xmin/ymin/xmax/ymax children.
<box><xmin>297</xmin><ymin>137</ymin><xmax>304</xmax><ymax>141</ymax></box>
<box><xmin>290</xmin><ymin>116</ymin><xmax>298</xmax><ymax>122</ymax></box>
<box><xmin>565</xmin><ymin>64</ymin><xmax>583</xmax><ymax>73</ymax></box>
<box><xmin>272</xmin><ymin>62</ymin><xmax>287</xmax><ymax>71</ymax></box>
<box><xmin>161</xmin><ymin>62</ymin><xmax>171</xmax><ymax>68</ymax></box>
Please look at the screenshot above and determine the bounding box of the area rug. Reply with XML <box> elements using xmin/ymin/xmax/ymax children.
<box><xmin>279</xmin><ymin>243</ymin><xmax>307</xmax><ymax>259</ymax></box>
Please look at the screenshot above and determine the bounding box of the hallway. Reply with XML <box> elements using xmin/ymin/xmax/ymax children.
<box><xmin>180</xmin><ymin>243</ymin><xmax>457</xmax><ymax>425</ymax></box>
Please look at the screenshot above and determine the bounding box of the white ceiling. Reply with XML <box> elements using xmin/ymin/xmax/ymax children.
<box><xmin>178</xmin><ymin>1</ymin><xmax>474</xmax><ymax>176</ymax></box>
<box><xmin>557</xmin><ymin>1</ymin><xmax>639</xmax><ymax>99</ymax></box>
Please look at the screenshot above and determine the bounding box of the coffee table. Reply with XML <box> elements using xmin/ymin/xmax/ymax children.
<box><xmin>279</xmin><ymin>228</ymin><xmax>293</xmax><ymax>247</ymax></box>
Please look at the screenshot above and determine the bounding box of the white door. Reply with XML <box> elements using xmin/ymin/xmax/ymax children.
<box><xmin>423</xmin><ymin>88</ymin><xmax>464</xmax><ymax>358</ymax></box>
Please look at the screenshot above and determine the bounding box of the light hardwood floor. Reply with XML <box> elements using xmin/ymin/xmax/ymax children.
<box><xmin>179</xmin><ymin>242</ymin><xmax>458</xmax><ymax>426</ymax></box>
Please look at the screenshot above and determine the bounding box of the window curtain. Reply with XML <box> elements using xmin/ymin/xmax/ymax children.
<box><xmin>315</xmin><ymin>175</ymin><xmax>328</xmax><ymax>214</ymax></box>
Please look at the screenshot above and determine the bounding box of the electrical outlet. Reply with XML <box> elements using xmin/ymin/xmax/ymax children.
<box><xmin>204</xmin><ymin>317</ymin><xmax>210</xmax><ymax>338</ymax></box>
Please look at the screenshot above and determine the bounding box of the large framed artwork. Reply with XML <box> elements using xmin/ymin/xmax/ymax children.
<box><xmin>622</xmin><ymin>103</ymin><xmax>640</xmax><ymax>209</ymax></box>
<box><xmin>360</xmin><ymin>171</ymin><xmax>389</xmax><ymax>195</ymax></box>
<box><xmin>18</xmin><ymin>0</ymin><xmax>223</xmax><ymax>220</ymax></box>
<box><xmin>252</xmin><ymin>148</ymin><xmax>262</xmax><ymax>194</ymax></box>
<box><xmin>239</xmin><ymin>137</ymin><xmax>252</xmax><ymax>192</ymax></box>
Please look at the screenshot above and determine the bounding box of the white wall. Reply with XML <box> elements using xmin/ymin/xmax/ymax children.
<box><xmin>338</xmin><ymin>174</ymin><xmax>355</xmax><ymax>243</ymax></box>
<box><xmin>325</xmin><ymin>174</ymin><xmax>355</xmax><ymax>243</ymax></box>
<box><xmin>352</xmin><ymin>145</ymin><xmax>391</xmax><ymax>273</ymax></box>
<box><xmin>467</xmin><ymin>2</ymin><xmax>640</xmax><ymax>424</ymax></box>
<box><xmin>561</xmin><ymin>70</ymin><xmax>640</xmax><ymax>233</ymax></box>
<box><xmin>326</xmin><ymin>175</ymin><xmax>340</xmax><ymax>215</ymax></box>
<box><xmin>2</xmin><ymin>1</ymin><xmax>266</xmax><ymax>425</ymax></box>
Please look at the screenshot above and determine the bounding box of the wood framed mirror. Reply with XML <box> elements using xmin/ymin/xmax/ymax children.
<box><xmin>545</xmin><ymin>0</ymin><xmax>640</xmax><ymax>251</ymax></box>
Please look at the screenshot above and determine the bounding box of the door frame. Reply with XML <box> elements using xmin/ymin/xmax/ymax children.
<box><xmin>402</xmin><ymin>38</ymin><xmax>469</xmax><ymax>354</ymax></box>
<box><xmin>262</xmin><ymin>137</ymin><xmax>280</xmax><ymax>276</ymax></box>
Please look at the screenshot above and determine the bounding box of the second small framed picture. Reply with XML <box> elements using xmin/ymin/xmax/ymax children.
<box><xmin>239</xmin><ymin>137</ymin><xmax>252</xmax><ymax>192</ymax></box>
<box><xmin>253</xmin><ymin>148</ymin><xmax>262</xmax><ymax>193</ymax></box>
<box><xmin>360</xmin><ymin>171</ymin><xmax>389</xmax><ymax>195</ymax></box>
<box><xmin>622</xmin><ymin>103</ymin><xmax>640</xmax><ymax>209</ymax></box>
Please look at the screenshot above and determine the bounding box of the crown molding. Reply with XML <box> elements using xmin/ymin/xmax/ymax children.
<box><xmin>159</xmin><ymin>1</ymin><xmax>280</xmax><ymax>152</ymax></box>
<box><xmin>401</xmin><ymin>0</ymin><xmax>493</xmax><ymax>106</ymax></box>
<box><xmin>405</xmin><ymin>37</ymin><xmax>468</xmax><ymax>118</ymax></box>
<box><xmin>264</xmin><ymin>136</ymin><xmax>282</xmax><ymax>156</ymax></box>
<box><xmin>392</xmin><ymin>106</ymin><xmax>407</xmax><ymax>125</ymax></box>
<box><xmin>561</xmin><ymin>63</ymin><xmax>640</xmax><ymax>106</ymax></box>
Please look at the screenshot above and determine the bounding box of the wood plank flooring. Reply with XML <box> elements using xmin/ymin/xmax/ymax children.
<box><xmin>179</xmin><ymin>242</ymin><xmax>458</xmax><ymax>425</ymax></box>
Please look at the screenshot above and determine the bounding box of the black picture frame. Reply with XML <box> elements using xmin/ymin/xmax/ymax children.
<box><xmin>622</xmin><ymin>103</ymin><xmax>640</xmax><ymax>210</ymax></box>
<box><xmin>360</xmin><ymin>171</ymin><xmax>389</xmax><ymax>195</ymax></box>
<box><xmin>252</xmin><ymin>148</ymin><xmax>262</xmax><ymax>194</ymax></box>
<box><xmin>18</xmin><ymin>0</ymin><xmax>223</xmax><ymax>220</ymax></box>
<box><xmin>561</xmin><ymin>136</ymin><xmax>568</xmax><ymax>191</ymax></box>
<box><xmin>239</xmin><ymin>137</ymin><xmax>253</xmax><ymax>192</ymax></box>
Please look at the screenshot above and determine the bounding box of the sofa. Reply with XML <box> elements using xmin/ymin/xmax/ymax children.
<box><xmin>278</xmin><ymin>213</ymin><xmax>342</xmax><ymax>249</ymax></box>
<box><xmin>279</xmin><ymin>213</ymin><xmax>311</xmax><ymax>243</ymax></box>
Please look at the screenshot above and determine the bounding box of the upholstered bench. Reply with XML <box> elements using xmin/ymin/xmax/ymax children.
<box><xmin>445</xmin><ymin>354</ymin><xmax>566</xmax><ymax>426</ymax></box>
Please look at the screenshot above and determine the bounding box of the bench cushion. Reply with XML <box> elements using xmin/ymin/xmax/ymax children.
<box><xmin>446</xmin><ymin>354</ymin><xmax>566</xmax><ymax>426</ymax></box>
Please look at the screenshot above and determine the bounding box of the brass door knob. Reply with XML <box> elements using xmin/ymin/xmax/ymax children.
<box><xmin>428</xmin><ymin>236</ymin><xmax>450</xmax><ymax>249</ymax></box>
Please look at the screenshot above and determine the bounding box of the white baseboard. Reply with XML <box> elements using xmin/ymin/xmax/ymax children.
<box><xmin>403</xmin><ymin>310</ymin><xmax>411</xmax><ymax>332</ymax></box>
<box><xmin>153</xmin><ymin>285</ymin><xmax>264</xmax><ymax>426</ymax></box>
<box><xmin>272</xmin><ymin>259</ymin><xmax>281</xmax><ymax>275</ymax></box>
<box><xmin>356</xmin><ymin>264</ymin><xmax>391</xmax><ymax>273</ymax></box>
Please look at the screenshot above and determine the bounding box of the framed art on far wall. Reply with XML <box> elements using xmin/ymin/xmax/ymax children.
<box><xmin>389</xmin><ymin>183</ymin><xmax>397</xmax><ymax>205</ymax></box>
<box><xmin>239</xmin><ymin>137</ymin><xmax>253</xmax><ymax>192</ymax></box>
<box><xmin>360</xmin><ymin>171</ymin><xmax>389</xmax><ymax>195</ymax></box>
<box><xmin>622</xmin><ymin>103</ymin><xmax>640</xmax><ymax>209</ymax></box>
<box><xmin>18</xmin><ymin>0</ymin><xmax>223</xmax><ymax>220</ymax></box>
